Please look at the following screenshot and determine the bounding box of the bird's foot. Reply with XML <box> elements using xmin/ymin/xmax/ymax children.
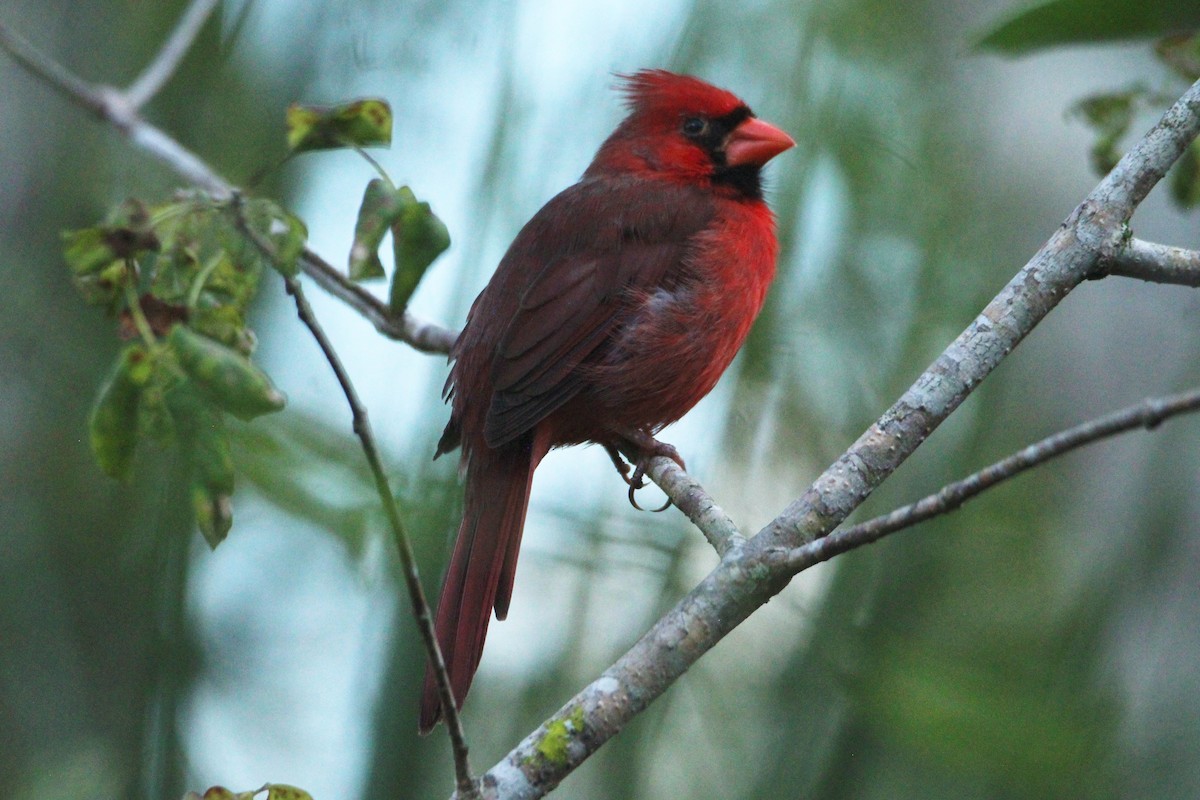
<box><xmin>606</xmin><ymin>430</ymin><xmax>686</xmax><ymax>512</ymax></box>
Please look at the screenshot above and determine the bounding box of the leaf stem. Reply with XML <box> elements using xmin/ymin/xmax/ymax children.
<box><xmin>123</xmin><ymin>261</ymin><xmax>158</xmax><ymax>347</ymax></box>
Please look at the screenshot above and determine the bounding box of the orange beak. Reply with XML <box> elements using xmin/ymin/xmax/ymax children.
<box><xmin>725</xmin><ymin>117</ymin><xmax>795</xmax><ymax>167</ymax></box>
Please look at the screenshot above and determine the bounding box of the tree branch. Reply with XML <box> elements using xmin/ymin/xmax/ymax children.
<box><xmin>787</xmin><ymin>385</ymin><xmax>1200</xmax><ymax>572</ymax></box>
<box><xmin>1105</xmin><ymin>237</ymin><xmax>1200</xmax><ymax>287</ymax></box>
<box><xmin>468</xmin><ymin>77</ymin><xmax>1200</xmax><ymax>800</ymax></box>
<box><xmin>0</xmin><ymin>21</ymin><xmax>107</xmax><ymax>116</ymax></box>
<box><xmin>125</xmin><ymin>0</ymin><xmax>221</xmax><ymax>109</ymax></box>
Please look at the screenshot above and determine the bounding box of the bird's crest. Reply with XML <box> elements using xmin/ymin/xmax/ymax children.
<box><xmin>616</xmin><ymin>69</ymin><xmax>746</xmax><ymax>122</ymax></box>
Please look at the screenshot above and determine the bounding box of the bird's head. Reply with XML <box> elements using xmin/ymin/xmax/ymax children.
<box><xmin>587</xmin><ymin>69</ymin><xmax>794</xmax><ymax>199</ymax></box>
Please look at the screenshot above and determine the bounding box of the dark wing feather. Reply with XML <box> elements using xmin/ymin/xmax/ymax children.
<box><xmin>480</xmin><ymin>177</ymin><xmax>715</xmax><ymax>448</ymax></box>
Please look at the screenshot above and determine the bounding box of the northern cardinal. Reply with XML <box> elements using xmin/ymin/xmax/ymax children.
<box><xmin>420</xmin><ymin>69</ymin><xmax>793</xmax><ymax>731</ymax></box>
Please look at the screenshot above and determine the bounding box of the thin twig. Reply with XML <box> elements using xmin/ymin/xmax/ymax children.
<box><xmin>788</xmin><ymin>386</ymin><xmax>1200</xmax><ymax>571</ymax></box>
<box><xmin>1106</xmin><ymin>237</ymin><xmax>1200</xmax><ymax>287</ymax></box>
<box><xmin>125</xmin><ymin>0</ymin><xmax>221</xmax><ymax>109</ymax></box>
<box><xmin>0</xmin><ymin>21</ymin><xmax>108</xmax><ymax>115</ymax></box>
<box><xmin>296</xmin><ymin>246</ymin><xmax>458</xmax><ymax>352</ymax></box>
<box><xmin>283</xmin><ymin>275</ymin><xmax>479</xmax><ymax>799</ymax></box>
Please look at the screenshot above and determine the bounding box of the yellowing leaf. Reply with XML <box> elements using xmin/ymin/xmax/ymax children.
<box><xmin>286</xmin><ymin>99</ymin><xmax>393</xmax><ymax>153</ymax></box>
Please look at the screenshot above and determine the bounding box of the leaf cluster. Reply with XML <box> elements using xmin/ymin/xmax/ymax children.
<box><xmin>69</xmin><ymin>98</ymin><xmax>451</xmax><ymax>547</ymax></box>
<box><xmin>67</xmin><ymin>194</ymin><xmax>302</xmax><ymax>545</ymax></box>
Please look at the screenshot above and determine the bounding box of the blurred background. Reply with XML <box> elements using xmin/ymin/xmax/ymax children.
<box><xmin>3</xmin><ymin>0</ymin><xmax>1200</xmax><ymax>798</ymax></box>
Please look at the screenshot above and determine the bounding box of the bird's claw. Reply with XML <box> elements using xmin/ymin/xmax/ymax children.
<box><xmin>606</xmin><ymin>435</ymin><xmax>680</xmax><ymax>513</ymax></box>
<box><xmin>626</xmin><ymin>461</ymin><xmax>671</xmax><ymax>512</ymax></box>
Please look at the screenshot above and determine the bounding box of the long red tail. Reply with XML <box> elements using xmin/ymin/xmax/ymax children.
<box><xmin>419</xmin><ymin>438</ymin><xmax>542</xmax><ymax>732</ymax></box>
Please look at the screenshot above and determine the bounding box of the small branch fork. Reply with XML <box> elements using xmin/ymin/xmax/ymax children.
<box><xmin>4</xmin><ymin>8</ymin><xmax>1200</xmax><ymax>800</ymax></box>
<box><xmin>1102</xmin><ymin>236</ymin><xmax>1200</xmax><ymax>287</ymax></box>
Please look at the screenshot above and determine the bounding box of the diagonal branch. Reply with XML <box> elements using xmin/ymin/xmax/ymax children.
<box><xmin>125</xmin><ymin>0</ymin><xmax>221</xmax><ymax>109</ymax></box>
<box><xmin>0</xmin><ymin>21</ymin><xmax>106</xmax><ymax>115</ymax></box>
<box><xmin>1105</xmin><ymin>237</ymin><xmax>1200</xmax><ymax>287</ymax></box>
<box><xmin>470</xmin><ymin>77</ymin><xmax>1200</xmax><ymax>800</ymax></box>
<box><xmin>788</xmin><ymin>385</ymin><xmax>1200</xmax><ymax>572</ymax></box>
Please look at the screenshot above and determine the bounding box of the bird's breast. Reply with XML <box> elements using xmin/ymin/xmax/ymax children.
<box><xmin>581</xmin><ymin>200</ymin><xmax>778</xmax><ymax>431</ymax></box>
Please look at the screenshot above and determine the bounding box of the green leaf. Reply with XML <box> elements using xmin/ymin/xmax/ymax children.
<box><xmin>286</xmin><ymin>99</ymin><xmax>393</xmax><ymax>153</ymax></box>
<box><xmin>1170</xmin><ymin>139</ymin><xmax>1200</xmax><ymax>207</ymax></box>
<box><xmin>975</xmin><ymin>0</ymin><xmax>1200</xmax><ymax>54</ymax></box>
<box><xmin>63</xmin><ymin>228</ymin><xmax>120</xmax><ymax>276</ymax></box>
<box><xmin>190</xmin><ymin>303</ymin><xmax>258</xmax><ymax>356</ymax></box>
<box><xmin>64</xmin><ymin>203</ymin><xmax>161</xmax><ymax>308</ymax></box>
<box><xmin>348</xmin><ymin>179</ymin><xmax>403</xmax><ymax>281</ymax></box>
<box><xmin>190</xmin><ymin>470</ymin><xmax>233</xmax><ymax>548</ymax></box>
<box><xmin>389</xmin><ymin>192</ymin><xmax>450</xmax><ymax>311</ymax></box>
<box><xmin>70</xmin><ymin>257</ymin><xmax>129</xmax><ymax>308</ymax></box>
<box><xmin>1070</xmin><ymin>89</ymin><xmax>1139</xmax><ymax>174</ymax></box>
<box><xmin>167</xmin><ymin>385</ymin><xmax>235</xmax><ymax>548</ymax></box>
<box><xmin>88</xmin><ymin>344</ymin><xmax>151</xmax><ymax>481</ymax></box>
<box><xmin>63</xmin><ymin>201</ymin><xmax>160</xmax><ymax>274</ymax></box>
<box><xmin>198</xmin><ymin>785</ymin><xmax>237</xmax><ymax>800</ymax></box>
<box><xmin>168</xmin><ymin>325</ymin><xmax>285</xmax><ymax>421</ymax></box>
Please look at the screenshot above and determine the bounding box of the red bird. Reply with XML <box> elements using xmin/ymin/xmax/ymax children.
<box><xmin>420</xmin><ymin>69</ymin><xmax>793</xmax><ymax>731</ymax></box>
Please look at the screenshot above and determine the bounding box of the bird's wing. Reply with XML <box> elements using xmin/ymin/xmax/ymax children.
<box><xmin>477</xmin><ymin>177</ymin><xmax>715</xmax><ymax>448</ymax></box>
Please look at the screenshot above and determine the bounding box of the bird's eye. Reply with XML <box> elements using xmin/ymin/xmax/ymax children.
<box><xmin>682</xmin><ymin>116</ymin><xmax>708</xmax><ymax>137</ymax></box>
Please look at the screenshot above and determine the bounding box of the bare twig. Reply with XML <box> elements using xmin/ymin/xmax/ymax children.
<box><xmin>788</xmin><ymin>386</ymin><xmax>1200</xmax><ymax>571</ymax></box>
<box><xmin>1106</xmin><ymin>237</ymin><xmax>1200</xmax><ymax>287</ymax></box>
<box><xmin>125</xmin><ymin>0</ymin><xmax>221</xmax><ymax>109</ymax></box>
<box><xmin>283</xmin><ymin>274</ymin><xmax>478</xmax><ymax>799</ymax></box>
<box><xmin>297</xmin><ymin>246</ymin><xmax>457</xmax><ymax>352</ymax></box>
<box><xmin>0</xmin><ymin>21</ymin><xmax>106</xmax><ymax>115</ymax></box>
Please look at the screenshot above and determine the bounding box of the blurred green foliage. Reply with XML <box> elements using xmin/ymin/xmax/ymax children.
<box><xmin>4</xmin><ymin>1</ymin><xmax>1200</xmax><ymax>800</ymax></box>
